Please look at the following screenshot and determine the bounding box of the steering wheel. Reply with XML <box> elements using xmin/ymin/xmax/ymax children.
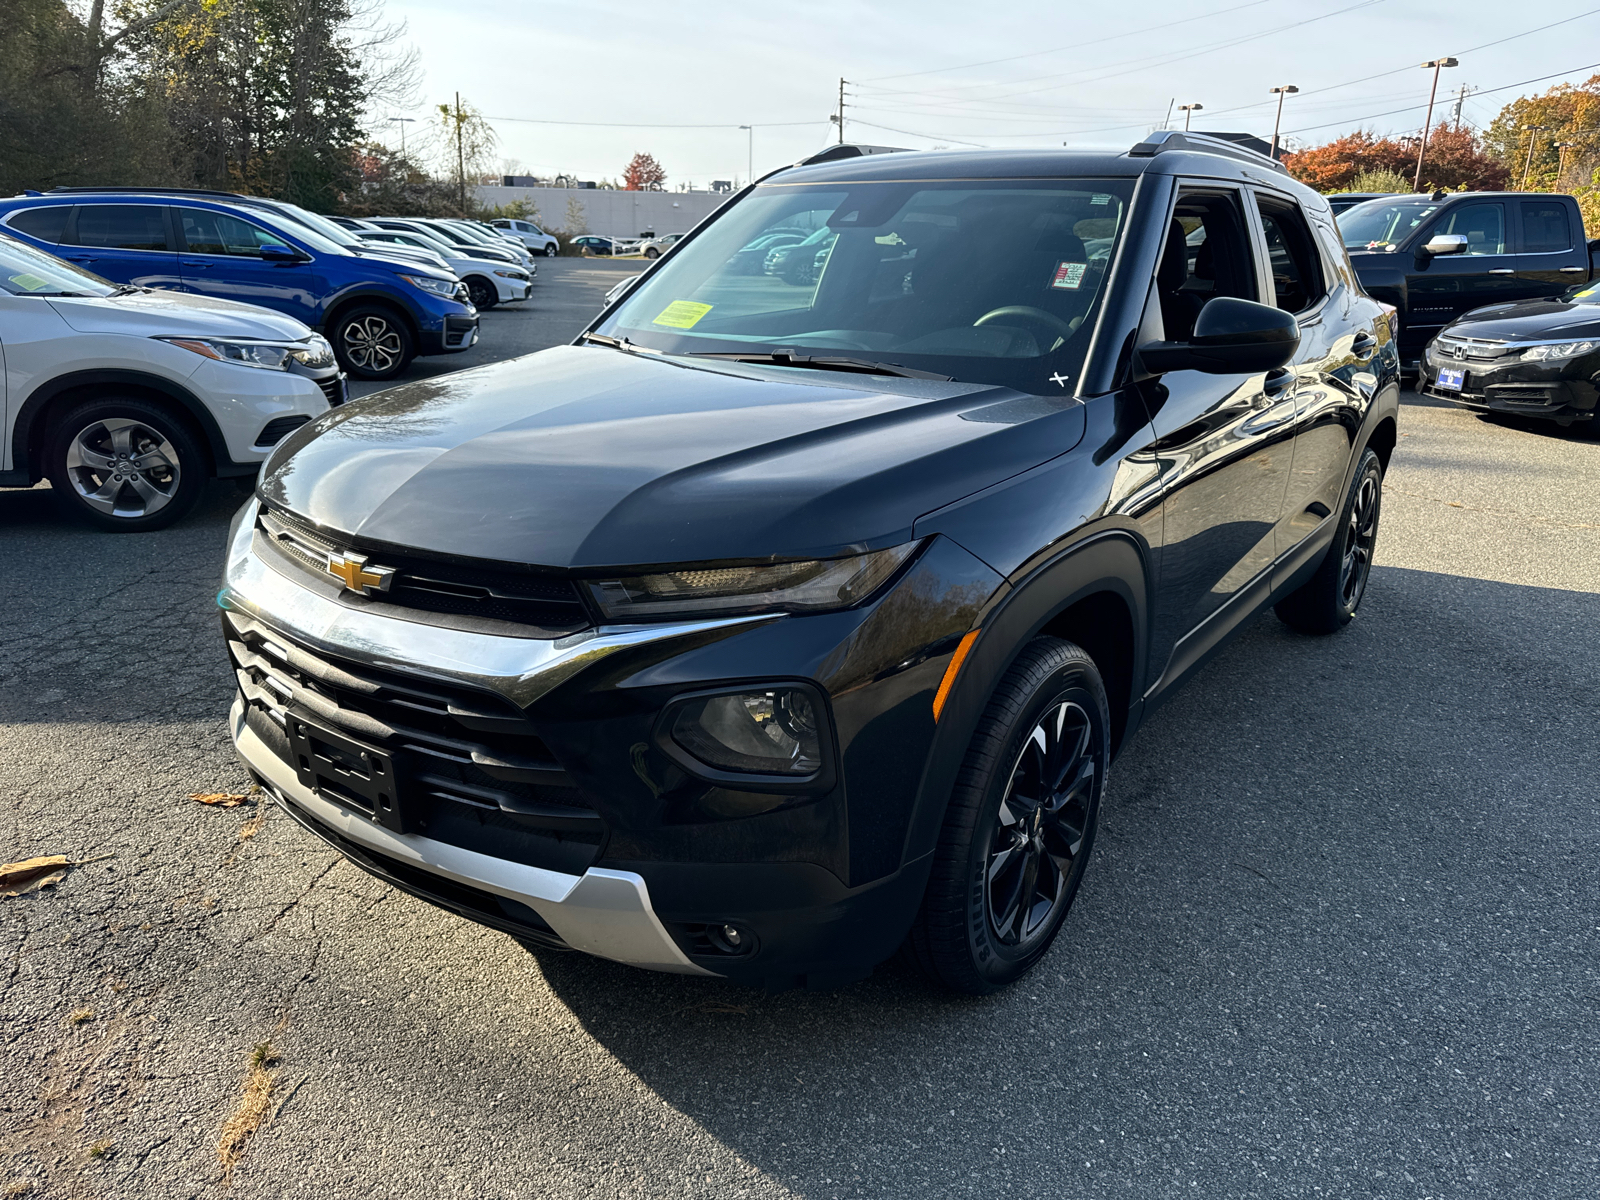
<box><xmin>972</xmin><ymin>305</ymin><xmax>1077</xmax><ymax>351</ymax></box>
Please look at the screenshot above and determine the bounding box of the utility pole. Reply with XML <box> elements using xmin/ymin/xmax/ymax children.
<box><xmin>1521</xmin><ymin>125</ymin><xmax>1548</xmax><ymax>189</ymax></box>
<box><xmin>1178</xmin><ymin>103</ymin><xmax>1203</xmax><ymax>132</ymax></box>
<box><xmin>1414</xmin><ymin>58</ymin><xmax>1458</xmax><ymax>191</ymax></box>
<box><xmin>388</xmin><ymin>116</ymin><xmax>415</xmax><ymax>157</ymax></box>
<box><xmin>1269</xmin><ymin>85</ymin><xmax>1298</xmax><ymax>159</ymax></box>
<box><xmin>1450</xmin><ymin>83</ymin><xmax>1474</xmax><ymax>131</ymax></box>
<box><xmin>455</xmin><ymin>91</ymin><xmax>467</xmax><ymax>213</ymax></box>
<box><xmin>836</xmin><ymin>78</ymin><xmax>846</xmax><ymax>144</ymax></box>
<box><xmin>1555</xmin><ymin>140</ymin><xmax>1576</xmax><ymax>181</ymax></box>
<box><xmin>739</xmin><ymin>125</ymin><xmax>752</xmax><ymax>184</ymax></box>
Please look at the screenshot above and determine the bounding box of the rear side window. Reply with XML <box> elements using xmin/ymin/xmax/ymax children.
<box><xmin>179</xmin><ymin>208</ymin><xmax>291</xmax><ymax>257</ymax></box>
<box><xmin>7</xmin><ymin>206</ymin><xmax>71</xmax><ymax>243</ymax></box>
<box><xmin>1521</xmin><ymin>201</ymin><xmax>1572</xmax><ymax>253</ymax></box>
<box><xmin>68</xmin><ymin>205</ymin><xmax>171</xmax><ymax>251</ymax></box>
<box><xmin>1427</xmin><ymin>202</ymin><xmax>1505</xmax><ymax>255</ymax></box>
<box><xmin>1255</xmin><ymin>195</ymin><xmax>1327</xmax><ymax>315</ymax></box>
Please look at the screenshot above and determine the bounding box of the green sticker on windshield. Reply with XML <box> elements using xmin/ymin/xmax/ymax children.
<box><xmin>653</xmin><ymin>300</ymin><xmax>713</xmax><ymax>329</ymax></box>
<box><xmin>8</xmin><ymin>272</ymin><xmax>51</xmax><ymax>293</ymax></box>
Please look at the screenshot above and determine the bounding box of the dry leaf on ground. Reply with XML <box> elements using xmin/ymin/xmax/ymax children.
<box><xmin>0</xmin><ymin>853</ymin><xmax>114</xmax><ymax>898</ymax></box>
<box><xmin>188</xmin><ymin>792</ymin><xmax>252</xmax><ymax>808</ymax></box>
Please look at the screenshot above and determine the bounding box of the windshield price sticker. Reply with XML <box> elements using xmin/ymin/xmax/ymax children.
<box><xmin>1050</xmin><ymin>262</ymin><xmax>1087</xmax><ymax>290</ymax></box>
<box><xmin>653</xmin><ymin>300</ymin><xmax>713</xmax><ymax>329</ymax></box>
<box><xmin>8</xmin><ymin>272</ymin><xmax>51</xmax><ymax>293</ymax></box>
<box><xmin>1091</xmin><ymin>194</ymin><xmax>1112</xmax><ymax>206</ymax></box>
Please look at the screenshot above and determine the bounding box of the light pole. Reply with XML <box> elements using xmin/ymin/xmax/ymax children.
<box><xmin>739</xmin><ymin>125</ymin><xmax>752</xmax><ymax>186</ymax></box>
<box><xmin>388</xmin><ymin>116</ymin><xmax>415</xmax><ymax>157</ymax></box>
<box><xmin>1268</xmin><ymin>86</ymin><xmax>1298</xmax><ymax>158</ymax></box>
<box><xmin>1521</xmin><ymin>125</ymin><xmax>1548</xmax><ymax>189</ymax></box>
<box><xmin>1413</xmin><ymin>58</ymin><xmax>1458</xmax><ymax>191</ymax></box>
<box><xmin>1177</xmin><ymin>103</ymin><xmax>1203</xmax><ymax>132</ymax></box>
<box><xmin>1554</xmin><ymin>140</ymin><xmax>1576</xmax><ymax>182</ymax></box>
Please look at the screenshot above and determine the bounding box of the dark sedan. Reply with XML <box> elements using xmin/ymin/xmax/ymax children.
<box><xmin>1419</xmin><ymin>281</ymin><xmax>1600</xmax><ymax>428</ymax></box>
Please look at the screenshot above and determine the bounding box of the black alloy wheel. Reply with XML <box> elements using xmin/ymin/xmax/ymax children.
<box><xmin>1275</xmin><ymin>446</ymin><xmax>1384</xmax><ymax>634</ymax></box>
<box><xmin>330</xmin><ymin>305</ymin><xmax>414</xmax><ymax>381</ymax></box>
<box><xmin>909</xmin><ymin>636</ymin><xmax>1109</xmax><ymax>994</ymax></box>
<box><xmin>464</xmin><ymin>276</ymin><xmax>497</xmax><ymax>310</ymax></box>
<box><xmin>44</xmin><ymin>396</ymin><xmax>207</xmax><ymax>531</ymax></box>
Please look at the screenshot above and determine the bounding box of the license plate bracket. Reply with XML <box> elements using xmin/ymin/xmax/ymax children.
<box><xmin>286</xmin><ymin>713</ymin><xmax>412</xmax><ymax>833</ymax></box>
<box><xmin>1436</xmin><ymin>367</ymin><xmax>1464</xmax><ymax>391</ymax></box>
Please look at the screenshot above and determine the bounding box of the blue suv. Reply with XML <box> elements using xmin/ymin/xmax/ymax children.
<box><xmin>0</xmin><ymin>190</ymin><xmax>478</xmax><ymax>380</ymax></box>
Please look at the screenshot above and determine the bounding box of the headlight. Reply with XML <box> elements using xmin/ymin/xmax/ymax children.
<box><xmin>161</xmin><ymin>337</ymin><xmax>296</xmax><ymax>370</ymax></box>
<box><xmin>400</xmin><ymin>273</ymin><xmax>458</xmax><ymax>297</ymax></box>
<box><xmin>668</xmin><ymin>687</ymin><xmax>823</xmax><ymax>777</ymax></box>
<box><xmin>1521</xmin><ymin>340</ymin><xmax>1595</xmax><ymax>361</ymax></box>
<box><xmin>586</xmin><ymin>542</ymin><xmax>918</xmax><ymax>620</ymax></box>
<box><xmin>494</xmin><ymin>269</ymin><xmax>528</xmax><ymax>280</ymax></box>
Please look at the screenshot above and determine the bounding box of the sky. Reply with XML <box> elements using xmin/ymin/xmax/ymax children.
<box><xmin>378</xmin><ymin>0</ymin><xmax>1600</xmax><ymax>189</ymax></box>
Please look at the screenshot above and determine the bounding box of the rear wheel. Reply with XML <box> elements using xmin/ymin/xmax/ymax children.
<box><xmin>464</xmin><ymin>275</ymin><xmax>497</xmax><ymax>310</ymax></box>
<box><xmin>644</xmin><ymin>247</ymin><xmax>660</xmax><ymax>260</ymax></box>
<box><xmin>543</xmin><ymin>243</ymin><xmax>558</xmax><ymax>257</ymax></box>
<box><xmin>1275</xmin><ymin>447</ymin><xmax>1383</xmax><ymax>634</ymax></box>
<box><xmin>909</xmin><ymin>637</ymin><xmax>1109</xmax><ymax>994</ymax></box>
<box><xmin>44</xmin><ymin>396</ymin><xmax>207</xmax><ymax>531</ymax></box>
<box><xmin>329</xmin><ymin>305</ymin><xmax>414</xmax><ymax>381</ymax></box>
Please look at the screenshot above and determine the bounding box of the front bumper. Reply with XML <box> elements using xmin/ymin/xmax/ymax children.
<box><xmin>1418</xmin><ymin>346</ymin><xmax>1600</xmax><ymax>421</ymax></box>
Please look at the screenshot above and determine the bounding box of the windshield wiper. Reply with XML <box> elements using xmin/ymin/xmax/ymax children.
<box><xmin>110</xmin><ymin>284</ymin><xmax>147</xmax><ymax>295</ymax></box>
<box><xmin>577</xmin><ymin>331</ymin><xmax>658</xmax><ymax>355</ymax></box>
<box><xmin>688</xmin><ymin>351</ymin><xmax>952</xmax><ymax>381</ymax></box>
<box><xmin>24</xmin><ymin>290</ymin><xmax>95</xmax><ymax>297</ymax></box>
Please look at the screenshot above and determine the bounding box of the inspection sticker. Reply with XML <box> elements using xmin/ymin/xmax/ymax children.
<box><xmin>8</xmin><ymin>272</ymin><xmax>51</xmax><ymax>293</ymax></box>
<box><xmin>652</xmin><ymin>300</ymin><xmax>713</xmax><ymax>329</ymax></box>
<box><xmin>1091</xmin><ymin>194</ymin><xmax>1112</xmax><ymax>206</ymax></box>
<box><xmin>1050</xmin><ymin>261</ymin><xmax>1087</xmax><ymax>290</ymax></box>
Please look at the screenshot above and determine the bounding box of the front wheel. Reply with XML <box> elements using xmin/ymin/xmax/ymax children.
<box><xmin>1274</xmin><ymin>447</ymin><xmax>1384</xmax><ymax>634</ymax></box>
<box><xmin>329</xmin><ymin>305</ymin><xmax>414</xmax><ymax>381</ymax></box>
<box><xmin>909</xmin><ymin>637</ymin><xmax>1109</xmax><ymax>994</ymax></box>
<box><xmin>464</xmin><ymin>276</ymin><xmax>497</xmax><ymax>310</ymax></box>
<box><xmin>44</xmin><ymin>396</ymin><xmax>207</xmax><ymax>531</ymax></box>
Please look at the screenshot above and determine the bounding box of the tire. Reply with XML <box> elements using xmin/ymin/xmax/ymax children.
<box><xmin>644</xmin><ymin>247</ymin><xmax>660</xmax><ymax>260</ymax></box>
<box><xmin>44</xmin><ymin>395</ymin><xmax>207</xmax><ymax>532</ymax></box>
<box><xmin>1274</xmin><ymin>447</ymin><xmax>1384</xmax><ymax>634</ymax></box>
<box><xmin>543</xmin><ymin>243</ymin><xmax>558</xmax><ymax>257</ymax></box>
<box><xmin>329</xmin><ymin>304</ymin><xmax>414</xmax><ymax>381</ymax></box>
<box><xmin>909</xmin><ymin>637</ymin><xmax>1110</xmax><ymax>994</ymax></box>
<box><xmin>464</xmin><ymin>275</ymin><xmax>497</xmax><ymax>310</ymax></box>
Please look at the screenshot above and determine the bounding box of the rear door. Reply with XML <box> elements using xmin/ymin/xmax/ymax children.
<box><xmin>56</xmin><ymin>204</ymin><xmax>181</xmax><ymax>289</ymax></box>
<box><xmin>176</xmin><ymin>207</ymin><xmax>316</xmax><ymax>325</ymax></box>
<box><xmin>1513</xmin><ymin>198</ymin><xmax>1589</xmax><ymax>294</ymax></box>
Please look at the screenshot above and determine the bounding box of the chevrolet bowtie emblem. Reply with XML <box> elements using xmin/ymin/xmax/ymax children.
<box><xmin>326</xmin><ymin>552</ymin><xmax>395</xmax><ymax>596</ymax></box>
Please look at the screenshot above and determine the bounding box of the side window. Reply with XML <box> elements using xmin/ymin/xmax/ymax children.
<box><xmin>7</xmin><ymin>206</ymin><xmax>71</xmax><ymax>244</ymax></box>
<box><xmin>179</xmin><ymin>208</ymin><xmax>291</xmax><ymax>257</ymax></box>
<box><xmin>1255</xmin><ymin>196</ymin><xmax>1327</xmax><ymax>314</ymax></box>
<box><xmin>1521</xmin><ymin>201</ymin><xmax>1572</xmax><ymax>253</ymax></box>
<box><xmin>1157</xmin><ymin>190</ymin><xmax>1257</xmax><ymax>341</ymax></box>
<box><xmin>66</xmin><ymin>205</ymin><xmax>170</xmax><ymax>251</ymax></box>
<box><xmin>1427</xmin><ymin>202</ymin><xmax>1505</xmax><ymax>255</ymax></box>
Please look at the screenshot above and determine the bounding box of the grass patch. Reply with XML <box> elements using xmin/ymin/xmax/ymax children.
<box><xmin>216</xmin><ymin>1042</ymin><xmax>279</xmax><ymax>1181</ymax></box>
<box><xmin>87</xmin><ymin>1140</ymin><xmax>114</xmax><ymax>1159</ymax></box>
<box><xmin>66</xmin><ymin>1007</ymin><xmax>94</xmax><ymax>1027</ymax></box>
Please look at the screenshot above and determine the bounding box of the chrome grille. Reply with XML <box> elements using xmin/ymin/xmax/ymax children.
<box><xmin>1433</xmin><ymin>335</ymin><xmax>1511</xmax><ymax>362</ymax></box>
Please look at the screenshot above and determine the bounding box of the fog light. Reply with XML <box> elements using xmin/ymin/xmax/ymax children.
<box><xmin>670</xmin><ymin>687</ymin><xmax>821</xmax><ymax>776</ymax></box>
<box><xmin>721</xmin><ymin>925</ymin><xmax>741</xmax><ymax>947</ymax></box>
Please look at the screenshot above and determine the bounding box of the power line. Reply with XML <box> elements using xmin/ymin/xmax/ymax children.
<box><xmin>483</xmin><ymin>116</ymin><xmax>819</xmax><ymax>130</ymax></box>
<box><xmin>843</xmin><ymin>118</ymin><xmax>988</xmax><ymax>148</ymax></box>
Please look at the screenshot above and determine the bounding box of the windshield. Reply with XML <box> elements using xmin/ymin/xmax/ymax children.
<box><xmin>1336</xmin><ymin>199</ymin><xmax>1440</xmax><ymax>251</ymax></box>
<box><xmin>274</xmin><ymin>203</ymin><xmax>363</xmax><ymax>248</ymax></box>
<box><xmin>597</xmin><ymin>178</ymin><xmax>1132</xmax><ymax>394</ymax></box>
<box><xmin>1564</xmin><ymin>281</ymin><xmax>1600</xmax><ymax>304</ymax></box>
<box><xmin>0</xmin><ymin>234</ymin><xmax>116</xmax><ymax>296</ymax></box>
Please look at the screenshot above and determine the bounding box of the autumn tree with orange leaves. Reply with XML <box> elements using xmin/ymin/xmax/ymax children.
<box><xmin>1283</xmin><ymin>126</ymin><xmax>1508</xmax><ymax>194</ymax></box>
<box><xmin>622</xmin><ymin>152</ymin><xmax>667</xmax><ymax>191</ymax></box>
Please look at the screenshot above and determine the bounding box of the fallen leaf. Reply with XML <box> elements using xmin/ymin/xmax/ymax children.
<box><xmin>1</xmin><ymin>856</ymin><xmax>72</xmax><ymax>897</ymax></box>
<box><xmin>188</xmin><ymin>792</ymin><xmax>252</xmax><ymax>808</ymax></box>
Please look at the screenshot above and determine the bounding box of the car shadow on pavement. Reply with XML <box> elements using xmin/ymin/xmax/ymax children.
<box><xmin>524</xmin><ymin>563</ymin><xmax>1600</xmax><ymax>1198</ymax></box>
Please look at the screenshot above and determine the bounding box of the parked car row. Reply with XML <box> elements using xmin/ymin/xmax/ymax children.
<box><xmin>0</xmin><ymin>188</ymin><xmax>550</xmax><ymax>529</ymax></box>
<box><xmin>1334</xmin><ymin>189</ymin><xmax>1600</xmax><ymax>429</ymax></box>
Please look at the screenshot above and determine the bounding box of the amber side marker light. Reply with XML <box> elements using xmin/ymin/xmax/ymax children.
<box><xmin>932</xmin><ymin>629</ymin><xmax>981</xmax><ymax>722</ymax></box>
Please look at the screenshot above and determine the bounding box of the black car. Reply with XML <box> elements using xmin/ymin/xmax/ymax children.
<box><xmin>222</xmin><ymin>132</ymin><xmax>1400</xmax><ymax>994</ymax></box>
<box><xmin>1338</xmin><ymin>191</ymin><xmax>1598</xmax><ymax>372</ymax></box>
<box><xmin>1418</xmin><ymin>279</ymin><xmax>1600</xmax><ymax>426</ymax></box>
<box><xmin>1327</xmin><ymin>191</ymin><xmax>1400</xmax><ymax>216</ymax></box>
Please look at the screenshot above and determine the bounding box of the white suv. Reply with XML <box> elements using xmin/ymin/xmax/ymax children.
<box><xmin>0</xmin><ymin>233</ymin><xmax>342</xmax><ymax>531</ymax></box>
<box><xmin>489</xmin><ymin>218</ymin><xmax>560</xmax><ymax>257</ymax></box>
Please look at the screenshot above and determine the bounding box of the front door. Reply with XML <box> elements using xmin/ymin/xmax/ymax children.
<box><xmin>1144</xmin><ymin>188</ymin><xmax>1297</xmax><ymax>687</ymax></box>
<box><xmin>1404</xmin><ymin>200</ymin><xmax>1520</xmax><ymax>356</ymax></box>
<box><xmin>176</xmin><ymin>207</ymin><xmax>317</xmax><ymax>325</ymax></box>
<box><xmin>56</xmin><ymin>204</ymin><xmax>182</xmax><ymax>290</ymax></box>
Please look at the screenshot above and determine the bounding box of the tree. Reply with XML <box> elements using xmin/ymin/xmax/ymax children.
<box><xmin>622</xmin><ymin>152</ymin><xmax>666</xmax><ymax>191</ymax></box>
<box><xmin>1282</xmin><ymin>126</ymin><xmax>1507</xmax><ymax>193</ymax></box>
<box><xmin>564</xmin><ymin>195</ymin><xmax>588</xmax><ymax>234</ymax></box>
<box><xmin>1483</xmin><ymin>74</ymin><xmax>1600</xmax><ymax>234</ymax></box>
<box><xmin>437</xmin><ymin>93</ymin><xmax>497</xmax><ymax>213</ymax></box>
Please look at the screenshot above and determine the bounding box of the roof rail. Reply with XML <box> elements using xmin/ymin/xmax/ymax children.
<box><xmin>46</xmin><ymin>186</ymin><xmax>252</xmax><ymax>198</ymax></box>
<box><xmin>1126</xmin><ymin>130</ymin><xmax>1288</xmax><ymax>175</ymax></box>
<box><xmin>796</xmin><ymin>143</ymin><xmax>911</xmax><ymax>167</ymax></box>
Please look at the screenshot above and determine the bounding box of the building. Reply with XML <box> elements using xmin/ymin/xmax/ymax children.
<box><xmin>472</xmin><ymin>185</ymin><xmax>731</xmax><ymax>238</ymax></box>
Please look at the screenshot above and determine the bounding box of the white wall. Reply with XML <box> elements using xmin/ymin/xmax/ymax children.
<box><xmin>472</xmin><ymin>186</ymin><xmax>731</xmax><ymax>238</ymax></box>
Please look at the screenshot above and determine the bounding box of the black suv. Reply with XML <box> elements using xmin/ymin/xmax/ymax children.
<box><xmin>221</xmin><ymin>132</ymin><xmax>1400</xmax><ymax>994</ymax></box>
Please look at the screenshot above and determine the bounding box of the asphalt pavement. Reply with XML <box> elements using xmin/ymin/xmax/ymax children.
<box><xmin>2</xmin><ymin>264</ymin><xmax>1597</xmax><ymax>1199</ymax></box>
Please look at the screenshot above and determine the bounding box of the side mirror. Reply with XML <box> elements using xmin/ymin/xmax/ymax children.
<box><xmin>260</xmin><ymin>243</ymin><xmax>305</xmax><ymax>264</ymax></box>
<box><xmin>1420</xmin><ymin>233</ymin><xmax>1468</xmax><ymax>257</ymax></box>
<box><xmin>1137</xmin><ymin>296</ymin><xmax>1300</xmax><ymax>375</ymax></box>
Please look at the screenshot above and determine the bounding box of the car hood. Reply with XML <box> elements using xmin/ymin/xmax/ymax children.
<box><xmin>48</xmin><ymin>288</ymin><xmax>313</xmax><ymax>339</ymax></box>
<box><xmin>260</xmin><ymin>344</ymin><xmax>1087</xmax><ymax>570</ymax></box>
<box><xmin>1445</xmin><ymin>299</ymin><xmax>1600</xmax><ymax>342</ymax></box>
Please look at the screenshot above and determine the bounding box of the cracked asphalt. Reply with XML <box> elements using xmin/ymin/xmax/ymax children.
<box><xmin>3</xmin><ymin>261</ymin><xmax>1598</xmax><ymax>1198</ymax></box>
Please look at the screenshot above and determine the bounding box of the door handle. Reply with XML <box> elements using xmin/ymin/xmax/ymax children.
<box><xmin>180</xmin><ymin>260</ymin><xmax>215</xmax><ymax>269</ymax></box>
<box><xmin>1262</xmin><ymin>368</ymin><xmax>1294</xmax><ymax>399</ymax></box>
<box><xmin>1487</xmin><ymin>269</ymin><xmax>1515</xmax><ymax>275</ymax></box>
<box><xmin>1560</xmin><ymin>266</ymin><xmax>1587</xmax><ymax>273</ymax></box>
